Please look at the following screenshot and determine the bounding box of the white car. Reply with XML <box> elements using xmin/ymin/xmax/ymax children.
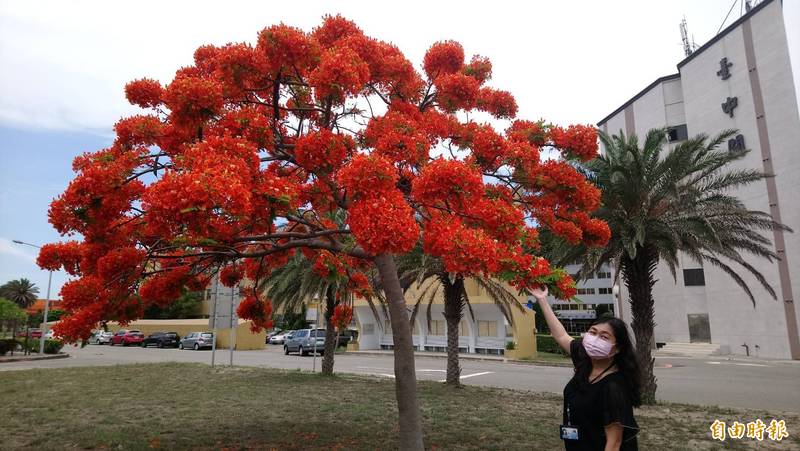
<box><xmin>268</xmin><ymin>330</ymin><xmax>294</xmax><ymax>345</ymax></box>
<box><xmin>88</xmin><ymin>330</ymin><xmax>113</xmax><ymax>345</ymax></box>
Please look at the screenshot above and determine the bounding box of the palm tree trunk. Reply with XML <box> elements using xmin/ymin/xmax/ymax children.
<box><xmin>375</xmin><ymin>253</ymin><xmax>424</xmax><ymax>450</ymax></box>
<box><xmin>442</xmin><ymin>276</ymin><xmax>464</xmax><ymax>387</ymax></box>
<box><xmin>622</xmin><ymin>244</ymin><xmax>659</xmax><ymax>405</ymax></box>
<box><xmin>321</xmin><ymin>287</ymin><xmax>337</xmax><ymax>376</ymax></box>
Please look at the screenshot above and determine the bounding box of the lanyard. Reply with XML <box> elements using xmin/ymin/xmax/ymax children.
<box><xmin>589</xmin><ymin>362</ymin><xmax>616</xmax><ymax>384</ymax></box>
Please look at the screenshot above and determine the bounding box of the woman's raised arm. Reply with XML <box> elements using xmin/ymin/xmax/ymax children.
<box><xmin>531</xmin><ymin>286</ymin><xmax>574</xmax><ymax>354</ymax></box>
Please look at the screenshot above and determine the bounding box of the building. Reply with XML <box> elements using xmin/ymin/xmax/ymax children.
<box><xmin>597</xmin><ymin>0</ymin><xmax>799</xmax><ymax>359</ymax></box>
<box><xmin>546</xmin><ymin>263</ymin><xmax>616</xmax><ymax>334</ymax></box>
<box><xmin>351</xmin><ymin>278</ymin><xmax>537</xmax><ymax>358</ymax></box>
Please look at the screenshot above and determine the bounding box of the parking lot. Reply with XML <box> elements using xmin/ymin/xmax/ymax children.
<box><xmin>2</xmin><ymin>341</ymin><xmax>799</xmax><ymax>413</ymax></box>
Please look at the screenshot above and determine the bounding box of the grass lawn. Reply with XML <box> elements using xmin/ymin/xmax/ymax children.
<box><xmin>1</xmin><ymin>363</ymin><xmax>798</xmax><ymax>450</ymax></box>
<box><xmin>519</xmin><ymin>351</ymin><xmax>571</xmax><ymax>365</ymax></box>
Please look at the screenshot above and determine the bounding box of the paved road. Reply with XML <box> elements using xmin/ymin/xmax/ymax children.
<box><xmin>2</xmin><ymin>344</ymin><xmax>798</xmax><ymax>412</ymax></box>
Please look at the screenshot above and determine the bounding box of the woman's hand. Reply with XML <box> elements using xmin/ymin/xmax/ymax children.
<box><xmin>531</xmin><ymin>286</ymin><xmax>549</xmax><ymax>301</ymax></box>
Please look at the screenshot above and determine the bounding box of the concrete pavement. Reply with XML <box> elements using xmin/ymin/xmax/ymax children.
<box><xmin>1</xmin><ymin>344</ymin><xmax>797</xmax><ymax>412</ymax></box>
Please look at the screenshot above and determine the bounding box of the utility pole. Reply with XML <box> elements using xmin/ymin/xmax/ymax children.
<box><xmin>229</xmin><ymin>284</ymin><xmax>236</xmax><ymax>366</ymax></box>
<box><xmin>210</xmin><ymin>275</ymin><xmax>219</xmax><ymax>367</ymax></box>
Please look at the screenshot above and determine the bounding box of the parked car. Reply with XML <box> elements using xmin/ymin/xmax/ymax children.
<box><xmin>142</xmin><ymin>331</ymin><xmax>180</xmax><ymax>348</ymax></box>
<box><xmin>268</xmin><ymin>330</ymin><xmax>295</xmax><ymax>345</ymax></box>
<box><xmin>17</xmin><ymin>329</ymin><xmax>42</xmax><ymax>339</ymax></box>
<box><xmin>110</xmin><ymin>329</ymin><xmax>144</xmax><ymax>346</ymax></box>
<box><xmin>179</xmin><ymin>332</ymin><xmax>214</xmax><ymax>350</ymax></box>
<box><xmin>284</xmin><ymin>329</ymin><xmax>326</xmax><ymax>356</ymax></box>
<box><xmin>88</xmin><ymin>330</ymin><xmax>113</xmax><ymax>345</ymax></box>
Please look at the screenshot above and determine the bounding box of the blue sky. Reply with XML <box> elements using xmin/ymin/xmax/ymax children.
<box><xmin>1</xmin><ymin>0</ymin><xmax>798</xmax><ymax>299</ymax></box>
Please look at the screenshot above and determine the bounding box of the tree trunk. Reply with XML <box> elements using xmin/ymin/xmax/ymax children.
<box><xmin>442</xmin><ymin>276</ymin><xmax>464</xmax><ymax>387</ymax></box>
<box><xmin>375</xmin><ymin>253</ymin><xmax>424</xmax><ymax>450</ymax></box>
<box><xmin>621</xmin><ymin>244</ymin><xmax>659</xmax><ymax>405</ymax></box>
<box><xmin>321</xmin><ymin>287</ymin><xmax>337</xmax><ymax>376</ymax></box>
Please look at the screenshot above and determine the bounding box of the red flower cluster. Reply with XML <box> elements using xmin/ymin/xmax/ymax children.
<box><xmin>237</xmin><ymin>294</ymin><xmax>273</xmax><ymax>333</ymax></box>
<box><xmin>220</xmin><ymin>264</ymin><xmax>243</xmax><ymax>287</ymax></box>
<box><xmin>294</xmin><ymin>129</ymin><xmax>353</xmax><ymax>173</ymax></box>
<box><xmin>423</xmin><ymin>216</ymin><xmax>501</xmax><ymax>275</ymax></box>
<box><xmin>114</xmin><ymin>115</ymin><xmax>162</xmax><ymax>148</ymax></box>
<box><xmin>162</xmin><ymin>75</ymin><xmax>224</xmax><ymax>125</ymax></box>
<box><xmin>423</xmin><ymin>40</ymin><xmax>464</xmax><ymax>79</ymax></box>
<box><xmin>336</xmin><ymin>154</ymin><xmax>398</xmax><ymax>200</ymax></box>
<box><xmin>412</xmin><ymin>158</ymin><xmax>483</xmax><ymax>209</ymax></box>
<box><xmin>309</xmin><ymin>45</ymin><xmax>370</xmax><ymax>103</ymax></box>
<box><xmin>37</xmin><ymin>241</ymin><xmax>83</xmax><ymax>276</ymax></box>
<box><xmin>364</xmin><ymin>110</ymin><xmax>430</xmax><ymax>165</ymax></box>
<box><xmin>257</xmin><ymin>23</ymin><xmax>320</xmax><ymax>75</ymax></box>
<box><xmin>348</xmin><ymin>190</ymin><xmax>419</xmax><ymax>255</ymax></box>
<box><xmin>435</xmin><ymin>73</ymin><xmax>480</xmax><ymax>112</ymax></box>
<box><xmin>331</xmin><ymin>304</ymin><xmax>353</xmax><ymax>331</ymax></box>
<box><xmin>550</xmin><ymin>124</ymin><xmax>598</xmax><ymax>161</ymax></box>
<box><xmin>138</xmin><ymin>267</ymin><xmax>192</xmax><ymax>307</ymax></box>
<box><xmin>312</xmin><ymin>250</ymin><xmax>346</xmax><ymax>279</ymax></box>
<box><xmin>476</xmin><ymin>88</ymin><xmax>518</xmax><ymax>119</ymax></box>
<box><xmin>462</xmin><ymin>55</ymin><xmax>492</xmax><ymax>83</ymax></box>
<box><xmin>124</xmin><ymin>78</ymin><xmax>163</xmax><ymax>109</ymax></box>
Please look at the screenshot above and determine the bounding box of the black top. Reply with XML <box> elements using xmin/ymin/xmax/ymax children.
<box><xmin>563</xmin><ymin>339</ymin><xmax>639</xmax><ymax>451</ymax></box>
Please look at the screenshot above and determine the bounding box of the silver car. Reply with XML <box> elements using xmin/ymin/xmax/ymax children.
<box><xmin>284</xmin><ymin>329</ymin><xmax>326</xmax><ymax>356</ymax></box>
<box><xmin>88</xmin><ymin>330</ymin><xmax>113</xmax><ymax>345</ymax></box>
<box><xmin>179</xmin><ymin>331</ymin><xmax>214</xmax><ymax>350</ymax></box>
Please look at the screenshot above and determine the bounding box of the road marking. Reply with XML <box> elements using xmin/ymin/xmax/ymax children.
<box><xmin>438</xmin><ymin>371</ymin><xmax>494</xmax><ymax>383</ymax></box>
<box><xmin>706</xmin><ymin>361</ymin><xmax>767</xmax><ymax>367</ymax></box>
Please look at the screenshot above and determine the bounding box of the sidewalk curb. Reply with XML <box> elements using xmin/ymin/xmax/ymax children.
<box><xmin>347</xmin><ymin>351</ymin><xmax>573</xmax><ymax>367</ymax></box>
<box><xmin>0</xmin><ymin>353</ymin><xmax>69</xmax><ymax>363</ymax></box>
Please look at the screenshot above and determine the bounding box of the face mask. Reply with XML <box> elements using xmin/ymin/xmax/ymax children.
<box><xmin>583</xmin><ymin>333</ymin><xmax>615</xmax><ymax>358</ymax></box>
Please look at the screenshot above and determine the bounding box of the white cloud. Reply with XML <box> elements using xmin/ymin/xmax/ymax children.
<box><xmin>0</xmin><ymin>237</ymin><xmax>37</xmax><ymax>263</ymax></box>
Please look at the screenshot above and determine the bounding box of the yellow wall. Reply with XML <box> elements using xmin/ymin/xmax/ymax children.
<box><xmin>106</xmin><ymin>319</ymin><xmax>266</xmax><ymax>350</ymax></box>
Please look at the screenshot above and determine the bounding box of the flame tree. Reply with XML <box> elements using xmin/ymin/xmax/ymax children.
<box><xmin>37</xmin><ymin>16</ymin><xmax>609</xmax><ymax>449</ymax></box>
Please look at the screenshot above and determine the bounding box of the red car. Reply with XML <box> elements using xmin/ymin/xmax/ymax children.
<box><xmin>110</xmin><ymin>329</ymin><xmax>144</xmax><ymax>346</ymax></box>
<box><xmin>17</xmin><ymin>329</ymin><xmax>43</xmax><ymax>339</ymax></box>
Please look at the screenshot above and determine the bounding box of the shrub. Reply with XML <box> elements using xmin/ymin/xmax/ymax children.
<box><xmin>505</xmin><ymin>341</ymin><xmax>516</xmax><ymax>350</ymax></box>
<box><xmin>536</xmin><ymin>334</ymin><xmax>580</xmax><ymax>355</ymax></box>
<box><xmin>0</xmin><ymin>338</ymin><xmax>19</xmax><ymax>355</ymax></box>
<box><xmin>21</xmin><ymin>339</ymin><xmax>64</xmax><ymax>354</ymax></box>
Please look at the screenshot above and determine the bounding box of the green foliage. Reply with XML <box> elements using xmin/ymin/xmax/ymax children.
<box><xmin>0</xmin><ymin>278</ymin><xmax>40</xmax><ymax>308</ymax></box>
<box><xmin>505</xmin><ymin>341</ymin><xmax>516</xmax><ymax>350</ymax></box>
<box><xmin>536</xmin><ymin>334</ymin><xmax>579</xmax><ymax>355</ymax></box>
<box><xmin>0</xmin><ymin>297</ymin><xmax>26</xmax><ymax>323</ymax></box>
<box><xmin>20</xmin><ymin>339</ymin><xmax>63</xmax><ymax>354</ymax></box>
<box><xmin>143</xmin><ymin>290</ymin><xmax>202</xmax><ymax>319</ymax></box>
<box><xmin>28</xmin><ymin>309</ymin><xmax>65</xmax><ymax>326</ymax></box>
<box><xmin>277</xmin><ymin>305</ymin><xmax>310</xmax><ymax>331</ymax></box>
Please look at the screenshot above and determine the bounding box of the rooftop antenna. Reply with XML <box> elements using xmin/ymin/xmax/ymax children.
<box><xmin>680</xmin><ymin>16</ymin><xmax>698</xmax><ymax>57</ymax></box>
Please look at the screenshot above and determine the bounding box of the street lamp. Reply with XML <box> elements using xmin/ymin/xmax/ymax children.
<box><xmin>12</xmin><ymin>240</ymin><xmax>52</xmax><ymax>354</ymax></box>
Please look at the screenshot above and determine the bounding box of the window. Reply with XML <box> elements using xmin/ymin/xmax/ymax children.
<box><xmin>597</xmin><ymin>271</ymin><xmax>612</xmax><ymax>279</ymax></box>
<box><xmin>576</xmin><ymin>288</ymin><xmax>596</xmax><ymax>295</ymax></box>
<box><xmin>683</xmin><ymin>268</ymin><xmax>706</xmax><ymax>286</ymax></box>
<box><xmin>429</xmin><ymin>320</ymin><xmax>445</xmax><ymax>335</ymax></box>
<box><xmin>384</xmin><ymin>320</ymin><xmax>392</xmax><ymax>334</ymax></box>
<box><xmin>598</xmin><ymin>287</ymin><xmax>613</xmax><ymax>295</ymax></box>
<box><xmin>667</xmin><ymin>124</ymin><xmax>688</xmax><ymax>142</ymax></box>
<box><xmin>478</xmin><ymin>320</ymin><xmax>497</xmax><ymax>337</ymax></box>
<box><xmin>459</xmin><ymin>321</ymin><xmax>469</xmax><ymax>336</ymax></box>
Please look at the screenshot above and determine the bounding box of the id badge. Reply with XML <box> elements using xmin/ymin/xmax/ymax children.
<box><xmin>560</xmin><ymin>425</ymin><xmax>580</xmax><ymax>441</ymax></box>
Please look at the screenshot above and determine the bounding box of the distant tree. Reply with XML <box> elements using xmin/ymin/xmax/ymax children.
<box><xmin>0</xmin><ymin>297</ymin><xmax>27</xmax><ymax>337</ymax></box>
<box><xmin>143</xmin><ymin>290</ymin><xmax>202</xmax><ymax>319</ymax></box>
<box><xmin>0</xmin><ymin>279</ymin><xmax>40</xmax><ymax>308</ymax></box>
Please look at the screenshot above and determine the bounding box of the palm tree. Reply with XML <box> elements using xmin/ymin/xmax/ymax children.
<box><xmin>0</xmin><ymin>278</ymin><xmax>40</xmax><ymax>309</ymax></box>
<box><xmin>544</xmin><ymin>128</ymin><xmax>791</xmax><ymax>404</ymax></box>
<box><xmin>396</xmin><ymin>245</ymin><xmax>521</xmax><ymax>387</ymax></box>
<box><xmin>261</xmin><ymin>252</ymin><xmax>349</xmax><ymax>375</ymax></box>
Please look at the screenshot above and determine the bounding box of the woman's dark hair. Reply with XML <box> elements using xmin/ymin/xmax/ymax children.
<box><xmin>574</xmin><ymin>317</ymin><xmax>642</xmax><ymax>407</ymax></box>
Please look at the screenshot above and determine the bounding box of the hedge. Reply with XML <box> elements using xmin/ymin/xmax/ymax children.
<box><xmin>20</xmin><ymin>339</ymin><xmax>64</xmax><ymax>354</ymax></box>
<box><xmin>0</xmin><ymin>338</ymin><xmax>19</xmax><ymax>356</ymax></box>
<box><xmin>536</xmin><ymin>334</ymin><xmax>581</xmax><ymax>355</ymax></box>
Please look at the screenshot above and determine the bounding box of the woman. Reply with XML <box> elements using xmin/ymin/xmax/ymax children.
<box><xmin>533</xmin><ymin>286</ymin><xmax>641</xmax><ymax>451</ymax></box>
